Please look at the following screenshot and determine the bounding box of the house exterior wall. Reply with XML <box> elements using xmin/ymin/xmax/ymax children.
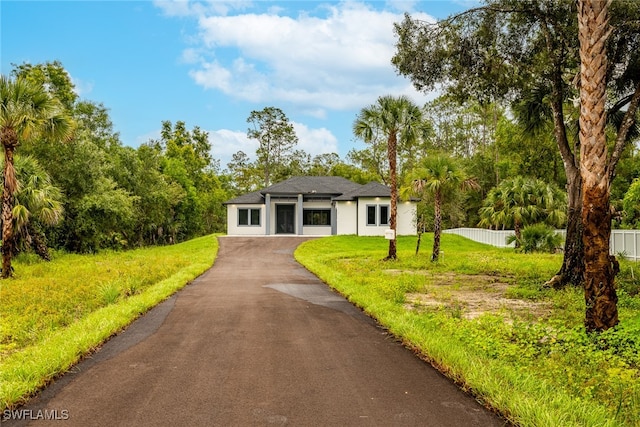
<box><xmin>397</xmin><ymin>201</ymin><xmax>417</xmax><ymax>235</ymax></box>
<box><xmin>226</xmin><ymin>204</ymin><xmax>266</xmax><ymax>235</ymax></box>
<box><xmin>335</xmin><ymin>201</ymin><xmax>358</xmax><ymax>235</ymax></box>
<box><xmin>356</xmin><ymin>197</ymin><xmax>416</xmax><ymax>236</ymax></box>
<box><xmin>226</xmin><ymin>198</ymin><xmax>416</xmax><ymax>236</ymax></box>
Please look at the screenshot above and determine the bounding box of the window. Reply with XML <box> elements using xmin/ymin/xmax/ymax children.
<box><xmin>238</xmin><ymin>208</ymin><xmax>261</xmax><ymax>226</ymax></box>
<box><xmin>303</xmin><ymin>209</ymin><xmax>331</xmax><ymax>226</ymax></box>
<box><xmin>366</xmin><ymin>205</ymin><xmax>377</xmax><ymax>226</ymax></box>
<box><xmin>379</xmin><ymin>205</ymin><xmax>389</xmax><ymax>225</ymax></box>
<box><xmin>367</xmin><ymin>204</ymin><xmax>389</xmax><ymax>226</ymax></box>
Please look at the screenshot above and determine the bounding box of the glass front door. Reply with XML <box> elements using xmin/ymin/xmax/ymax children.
<box><xmin>276</xmin><ymin>204</ymin><xmax>295</xmax><ymax>234</ymax></box>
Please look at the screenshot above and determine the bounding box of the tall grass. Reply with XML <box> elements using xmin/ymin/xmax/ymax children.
<box><xmin>296</xmin><ymin>235</ymin><xmax>640</xmax><ymax>427</ymax></box>
<box><xmin>0</xmin><ymin>235</ymin><xmax>218</xmax><ymax>409</ymax></box>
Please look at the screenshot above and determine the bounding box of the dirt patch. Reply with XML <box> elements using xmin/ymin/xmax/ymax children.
<box><xmin>402</xmin><ymin>273</ymin><xmax>552</xmax><ymax>320</ymax></box>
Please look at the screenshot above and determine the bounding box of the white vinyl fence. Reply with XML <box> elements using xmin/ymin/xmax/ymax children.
<box><xmin>444</xmin><ymin>228</ymin><xmax>640</xmax><ymax>261</ymax></box>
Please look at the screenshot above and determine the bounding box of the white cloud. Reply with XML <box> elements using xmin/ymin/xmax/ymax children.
<box><xmin>135</xmin><ymin>129</ymin><xmax>161</xmax><ymax>146</ymax></box>
<box><xmin>292</xmin><ymin>122</ymin><xmax>339</xmax><ymax>157</ymax></box>
<box><xmin>208</xmin><ymin>123</ymin><xmax>338</xmax><ymax>168</ymax></box>
<box><xmin>173</xmin><ymin>1</ymin><xmax>436</xmax><ymax>112</ymax></box>
<box><xmin>70</xmin><ymin>75</ymin><xmax>94</xmax><ymax>97</ymax></box>
<box><xmin>154</xmin><ymin>0</ymin><xmax>253</xmax><ymax>17</ymax></box>
<box><xmin>210</xmin><ymin>128</ymin><xmax>257</xmax><ymax>167</ymax></box>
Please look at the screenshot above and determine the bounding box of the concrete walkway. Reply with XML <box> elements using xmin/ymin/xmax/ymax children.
<box><xmin>9</xmin><ymin>237</ymin><xmax>507</xmax><ymax>426</ymax></box>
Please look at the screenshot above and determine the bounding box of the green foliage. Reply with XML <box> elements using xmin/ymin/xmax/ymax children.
<box><xmin>507</xmin><ymin>223</ymin><xmax>565</xmax><ymax>254</ymax></box>
<box><xmin>296</xmin><ymin>235</ymin><xmax>640</xmax><ymax>426</ymax></box>
<box><xmin>621</xmin><ymin>178</ymin><xmax>640</xmax><ymax>228</ymax></box>
<box><xmin>352</xmin><ymin>95</ymin><xmax>428</xmax><ymax>186</ymax></box>
<box><xmin>479</xmin><ymin>176</ymin><xmax>567</xmax><ymax>232</ymax></box>
<box><xmin>98</xmin><ymin>282</ymin><xmax>120</xmax><ymax>305</ymax></box>
<box><xmin>0</xmin><ymin>155</ymin><xmax>63</xmax><ymax>259</ymax></box>
<box><xmin>11</xmin><ymin>61</ymin><xmax>78</xmax><ymax>110</ymax></box>
<box><xmin>13</xmin><ymin>62</ymin><xmax>232</xmax><ymax>254</ymax></box>
<box><xmin>247</xmin><ymin>106</ymin><xmax>299</xmax><ymax>187</ymax></box>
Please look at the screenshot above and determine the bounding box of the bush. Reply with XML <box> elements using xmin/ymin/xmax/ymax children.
<box><xmin>508</xmin><ymin>223</ymin><xmax>564</xmax><ymax>253</ymax></box>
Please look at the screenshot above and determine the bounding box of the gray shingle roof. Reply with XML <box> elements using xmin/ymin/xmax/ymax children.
<box><xmin>260</xmin><ymin>176</ymin><xmax>361</xmax><ymax>195</ymax></box>
<box><xmin>333</xmin><ymin>181</ymin><xmax>390</xmax><ymax>201</ymax></box>
<box><xmin>223</xmin><ymin>190</ymin><xmax>264</xmax><ymax>205</ymax></box>
<box><xmin>224</xmin><ymin>176</ymin><xmax>392</xmax><ymax>205</ymax></box>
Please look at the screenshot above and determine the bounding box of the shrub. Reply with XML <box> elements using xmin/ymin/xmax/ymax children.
<box><xmin>507</xmin><ymin>223</ymin><xmax>564</xmax><ymax>253</ymax></box>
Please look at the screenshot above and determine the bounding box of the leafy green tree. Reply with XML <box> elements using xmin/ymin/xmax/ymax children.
<box><xmin>279</xmin><ymin>149</ymin><xmax>311</xmax><ymax>180</ymax></box>
<box><xmin>226</xmin><ymin>150</ymin><xmax>261</xmax><ymax>193</ymax></box>
<box><xmin>622</xmin><ymin>178</ymin><xmax>640</xmax><ymax>228</ymax></box>
<box><xmin>308</xmin><ymin>153</ymin><xmax>341</xmax><ymax>176</ymax></box>
<box><xmin>75</xmin><ymin>177</ymin><xmax>139</xmax><ymax>250</ymax></box>
<box><xmin>354</xmin><ymin>95</ymin><xmax>425</xmax><ymax>260</ymax></box>
<box><xmin>392</xmin><ymin>0</ymin><xmax>640</xmax><ymax>290</ymax></box>
<box><xmin>346</xmin><ymin>147</ymin><xmax>389</xmax><ymax>185</ymax></box>
<box><xmin>407</xmin><ymin>154</ymin><xmax>478</xmax><ymax>261</ymax></box>
<box><xmin>0</xmin><ymin>75</ymin><xmax>73</xmax><ymax>276</ymax></box>
<box><xmin>11</xmin><ymin>61</ymin><xmax>78</xmax><ymax>111</ymax></box>
<box><xmin>611</xmin><ymin>146</ymin><xmax>640</xmax><ymax>227</ymax></box>
<box><xmin>11</xmin><ymin>62</ymin><xmax>231</xmax><ymax>251</ymax></box>
<box><xmin>327</xmin><ymin>162</ymin><xmax>380</xmax><ymax>185</ymax></box>
<box><xmin>247</xmin><ymin>107</ymin><xmax>298</xmax><ymax>187</ymax></box>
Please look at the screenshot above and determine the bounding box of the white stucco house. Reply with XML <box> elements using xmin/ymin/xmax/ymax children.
<box><xmin>224</xmin><ymin>176</ymin><xmax>417</xmax><ymax>237</ymax></box>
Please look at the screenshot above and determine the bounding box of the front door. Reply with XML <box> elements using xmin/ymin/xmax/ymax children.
<box><xmin>276</xmin><ymin>204</ymin><xmax>295</xmax><ymax>234</ymax></box>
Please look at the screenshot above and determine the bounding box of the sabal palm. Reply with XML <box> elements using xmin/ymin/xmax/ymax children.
<box><xmin>353</xmin><ymin>95</ymin><xmax>423</xmax><ymax>260</ymax></box>
<box><xmin>1</xmin><ymin>155</ymin><xmax>64</xmax><ymax>260</ymax></box>
<box><xmin>479</xmin><ymin>177</ymin><xmax>566</xmax><ymax>246</ymax></box>
<box><xmin>0</xmin><ymin>75</ymin><xmax>73</xmax><ymax>276</ymax></box>
<box><xmin>577</xmin><ymin>0</ymin><xmax>618</xmax><ymax>331</ymax></box>
<box><xmin>410</xmin><ymin>155</ymin><xmax>477</xmax><ymax>261</ymax></box>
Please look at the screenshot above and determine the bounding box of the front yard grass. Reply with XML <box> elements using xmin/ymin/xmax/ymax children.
<box><xmin>295</xmin><ymin>235</ymin><xmax>640</xmax><ymax>427</ymax></box>
<box><xmin>0</xmin><ymin>235</ymin><xmax>218</xmax><ymax>410</ymax></box>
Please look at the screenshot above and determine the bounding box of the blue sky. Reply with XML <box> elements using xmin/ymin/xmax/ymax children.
<box><xmin>2</xmin><ymin>0</ymin><xmax>476</xmax><ymax>168</ymax></box>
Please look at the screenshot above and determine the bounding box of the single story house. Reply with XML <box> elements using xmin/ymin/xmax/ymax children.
<box><xmin>224</xmin><ymin>176</ymin><xmax>417</xmax><ymax>236</ymax></box>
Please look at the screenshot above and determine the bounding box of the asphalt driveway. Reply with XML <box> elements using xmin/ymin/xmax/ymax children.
<box><xmin>8</xmin><ymin>237</ymin><xmax>507</xmax><ymax>426</ymax></box>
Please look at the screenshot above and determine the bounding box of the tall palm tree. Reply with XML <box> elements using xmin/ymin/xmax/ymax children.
<box><xmin>353</xmin><ymin>95</ymin><xmax>424</xmax><ymax>260</ymax></box>
<box><xmin>409</xmin><ymin>155</ymin><xmax>478</xmax><ymax>261</ymax></box>
<box><xmin>0</xmin><ymin>75</ymin><xmax>73</xmax><ymax>277</ymax></box>
<box><xmin>577</xmin><ymin>0</ymin><xmax>618</xmax><ymax>331</ymax></box>
<box><xmin>1</xmin><ymin>155</ymin><xmax>64</xmax><ymax>260</ymax></box>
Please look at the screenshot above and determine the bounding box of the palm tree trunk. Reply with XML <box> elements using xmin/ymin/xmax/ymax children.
<box><xmin>387</xmin><ymin>133</ymin><xmax>398</xmax><ymax>260</ymax></box>
<box><xmin>2</xmin><ymin>144</ymin><xmax>16</xmax><ymax>278</ymax></box>
<box><xmin>514</xmin><ymin>220</ymin><xmax>522</xmax><ymax>249</ymax></box>
<box><xmin>431</xmin><ymin>190</ymin><xmax>442</xmax><ymax>262</ymax></box>
<box><xmin>578</xmin><ymin>0</ymin><xmax>618</xmax><ymax>332</ymax></box>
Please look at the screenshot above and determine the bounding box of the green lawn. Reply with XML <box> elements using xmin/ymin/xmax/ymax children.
<box><xmin>295</xmin><ymin>235</ymin><xmax>640</xmax><ymax>427</ymax></box>
<box><xmin>2</xmin><ymin>233</ymin><xmax>639</xmax><ymax>425</ymax></box>
<box><xmin>0</xmin><ymin>235</ymin><xmax>218</xmax><ymax>409</ymax></box>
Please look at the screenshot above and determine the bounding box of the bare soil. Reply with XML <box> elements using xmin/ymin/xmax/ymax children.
<box><xmin>390</xmin><ymin>271</ymin><xmax>553</xmax><ymax>320</ymax></box>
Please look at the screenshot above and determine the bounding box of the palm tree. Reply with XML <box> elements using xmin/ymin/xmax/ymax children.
<box><xmin>0</xmin><ymin>75</ymin><xmax>73</xmax><ymax>277</ymax></box>
<box><xmin>409</xmin><ymin>155</ymin><xmax>478</xmax><ymax>261</ymax></box>
<box><xmin>479</xmin><ymin>177</ymin><xmax>566</xmax><ymax>248</ymax></box>
<box><xmin>577</xmin><ymin>0</ymin><xmax>618</xmax><ymax>331</ymax></box>
<box><xmin>353</xmin><ymin>95</ymin><xmax>424</xmax><ymax>260</ymax></box>
<box><xmin>1</xmin><ymin>155</ymin><xmax>64</xmax><ymax>260</ymax></box>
